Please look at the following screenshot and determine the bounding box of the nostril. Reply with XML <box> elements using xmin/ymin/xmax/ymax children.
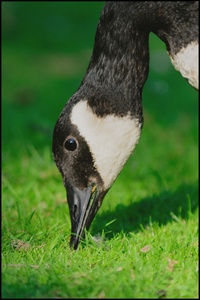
<box><xmin>73</xmin><ymin>204</ymin><xmax>78</xmax><ymax>221</ymax></box>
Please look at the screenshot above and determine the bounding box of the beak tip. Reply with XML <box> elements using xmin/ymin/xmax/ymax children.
<box><xmin>67</xmin><ymin>184</ymin><xmax>104</xmax><ymax>251</ymax></box>
<box><xmin>69</xmin><ymin>234</ymin><xmax>80</xmax><ymax>250</ymax></box>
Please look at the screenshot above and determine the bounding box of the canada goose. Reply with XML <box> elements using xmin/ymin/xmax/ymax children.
<box><xmin>52</xmin><ymin>2</ymin><xmax>198</xmax><ymax>250</ymax></box>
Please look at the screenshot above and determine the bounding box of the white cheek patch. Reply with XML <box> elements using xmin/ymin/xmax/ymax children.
<box><xmin>169</xmin><ymin>41</ymin><xmax>198</xmax><ymax>89</ymax></box>
<box><xmin>71</xmin><ymin>101</ymin><xmax>141</xmax><ymax>190</ymax></box>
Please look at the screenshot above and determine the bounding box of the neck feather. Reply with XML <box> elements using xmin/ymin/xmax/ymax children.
<box><xmin>75</xmin><ymin>2</ymin><xmax>198</xmax><ymax>117</ymax></box>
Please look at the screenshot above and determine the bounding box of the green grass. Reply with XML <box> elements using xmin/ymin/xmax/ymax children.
<box><xmin>2</xmin><ymin>2</ymin><xmax>198</xmax><ymax>299</ymax></box>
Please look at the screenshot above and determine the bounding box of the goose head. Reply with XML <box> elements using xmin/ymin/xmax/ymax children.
<box><xmin>53</xmin><ymin>96</ymin><xmax>142</xmax><ymax>249</ymax></box>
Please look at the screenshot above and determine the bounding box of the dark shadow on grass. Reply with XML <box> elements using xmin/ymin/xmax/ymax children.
<box><xmin>91</xmin><ymin>182</ymin><xmax>198</xmax><ymax>239</ymax></box>
<box><xmin>2</xmin><ymin>273</ymin><xmax>67</xmax><ymax>298</ymax></box>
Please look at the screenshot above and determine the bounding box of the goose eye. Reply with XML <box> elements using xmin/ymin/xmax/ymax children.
<box><xmin>64</xmin><ymin>138</ymin><xmax>77</xmax><ymax>151</ymax></box>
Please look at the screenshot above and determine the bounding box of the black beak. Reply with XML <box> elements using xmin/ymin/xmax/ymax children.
<box><xmin>66</xmin><ymin>184</ymin><xmax>105</xmax><ymax>250</ymax></box>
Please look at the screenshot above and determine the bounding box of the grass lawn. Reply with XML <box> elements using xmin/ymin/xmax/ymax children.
<box><xmin>2</xmin><ymin>2</ymin><xmax>198</xmax><ymax>298</ymax></box>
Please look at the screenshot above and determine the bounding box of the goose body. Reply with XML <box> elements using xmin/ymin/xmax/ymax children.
<box><xmin>52</xmin><ymin>2</ymin><xmax>198</xmax><ymax>250</ymax></box>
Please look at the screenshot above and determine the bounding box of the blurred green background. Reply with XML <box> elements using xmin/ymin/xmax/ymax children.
<box><xmin>2</xmin><ymin>2</ymin><xmax>105</xmax><ymax>152</ymax></box>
